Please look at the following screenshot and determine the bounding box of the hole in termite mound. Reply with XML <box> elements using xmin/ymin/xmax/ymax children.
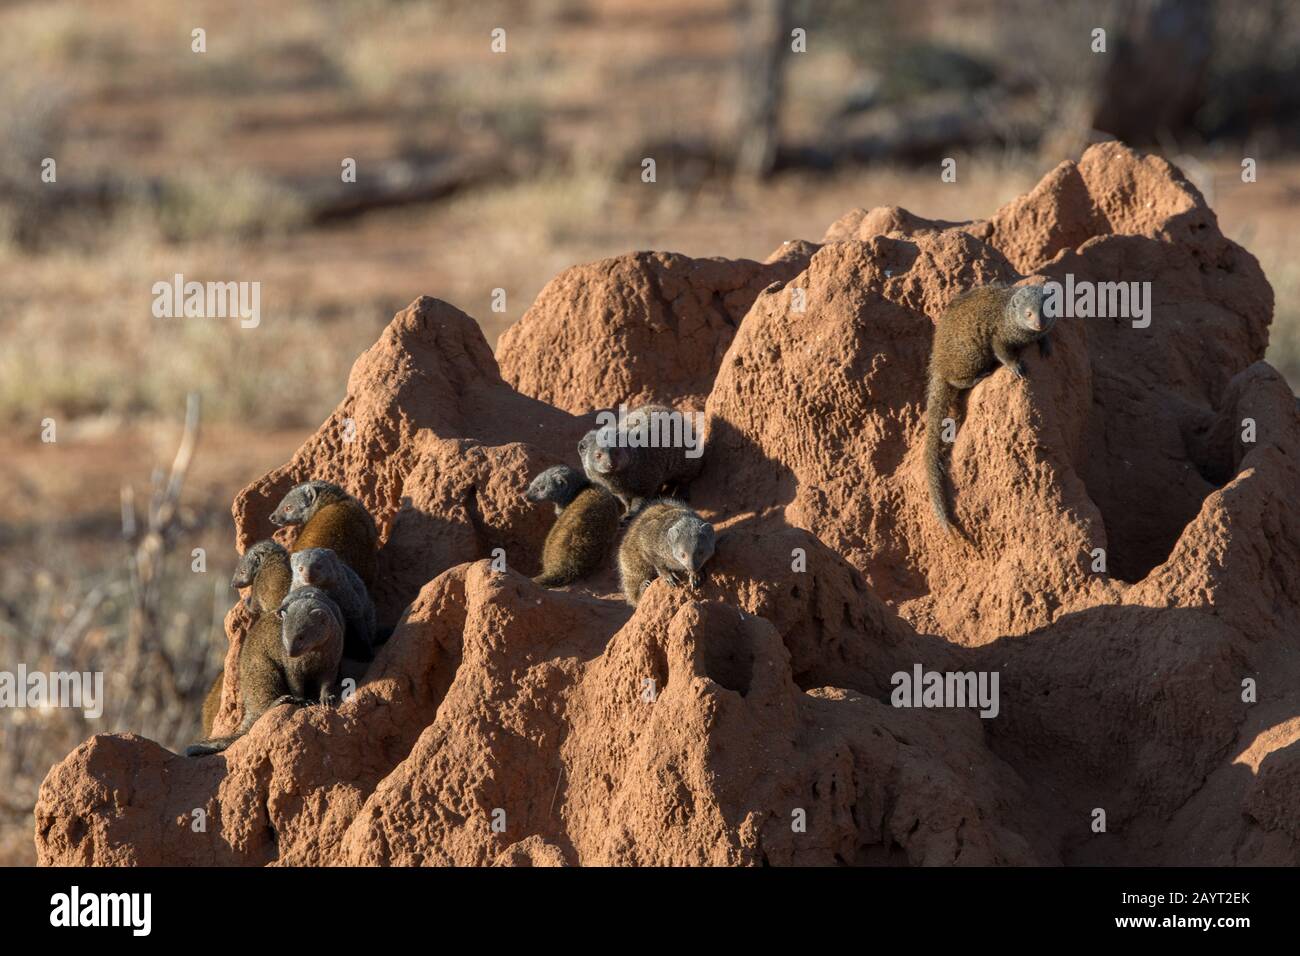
<box><xmin>1079</xmin><ymin>398</ymin><xmax>1231</xmax><ymax>584</ymax></box>
<box><xmin>700</xmin><ymin>635</ymin><xmax>755</xmax><ymax>696</ymax></box>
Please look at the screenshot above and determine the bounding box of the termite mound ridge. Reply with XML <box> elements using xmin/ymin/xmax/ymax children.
<box><xmin>35</xmin><ymin>143</ymin><xmax>1300</xmax><ymax>866</ymax></box>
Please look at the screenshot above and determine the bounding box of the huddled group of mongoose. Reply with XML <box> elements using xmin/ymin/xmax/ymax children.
<box><xmin>187</xmin><ymin>480</ymin><xmax>379</xmax><ymax>756</ymax></box>
<box><xmin>189</xmin><ymin>280</ymin><xmax>1052</xmax><ymax>754</ymax></box>
<box><xmin>189</xmin><ymin>408</ymin><xmax>716</xmax><ymax>755</ymax></box>
<box><xmin>924</xmin><ymin>283</ymin><xmax>1056</xmax><ymax>532</ymax></box>
<box><xmin>526</xmin><ymin>403</ymin><xmax>715</xmax><ymax>603</ymax></box>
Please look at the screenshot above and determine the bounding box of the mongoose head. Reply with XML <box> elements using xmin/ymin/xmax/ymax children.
<box><xmin>232</xmin><ymin>539</ymin><xmax>288</xmax><ymax>592</ymax></box>
<box><xmin>523</xmin><ymin>465</ymin><xmax>588</xmax><ymax>509</ymax></box>
<box><xmin>1007</xmin><ymin>284</ymin><xmax>1053</xmax><ymax>335</ymax></box>
<box><xmin>278</xmin><ymin>587</ymin><xmax>344</xmax><ymax>658</ymax></box>
<box><xmin>583</xmin><ymin>425</ymin><xmax>628</xmax><ymax>476</ymax></box>
<box><xmin>269</xmin><ymin>479</ymin><xmax>347</xmax><ymax>527</ymax></box>
<box><xmin>665</xmin><ymin>514</ymin><xmax>716</xmax><ymax>582</ymax></box>
<box><xmin>290</xmin><ymin>547</ymin><xmax>344</xmax><ymax>590</ymax></box>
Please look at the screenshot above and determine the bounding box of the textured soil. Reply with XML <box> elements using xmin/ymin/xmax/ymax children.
<box><xmin>34</xmin><ymin>143</ymin><xmax>1300</xmax><ymax>866</ymax></box>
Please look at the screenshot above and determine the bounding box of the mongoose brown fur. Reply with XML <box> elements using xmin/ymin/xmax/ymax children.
<box><xmin>617</xmin><ymin>498</ymin><xmax>716</xmax><ymax>606</ymax></box>
<box><xmin>231</xmin><ymin>539</ymin><xmax>292</xmax><ymax>614</ymax></box>
<box><xmin>184</xmin><ymin>614</ymin><xmax>285</xmax><ymax>756</ymax></box>
<box><xmin>924</xmin><ymin>284</ymin><xmax>1055</xmax><ymax>531</ymax></box>
<box><xmin>185</xmin><ymin>588</ymin><xmax>344</xmax><ymax>757</ymax></box>
<box><xmin>580</xmin><ymin>404</ymin><xmax>705</xmax><ymax>515</ymax></box>
<box><xmin>269</xmin><ymin>479</ymin><xmax>379</xmax><ymax>591</ymax></box>
<box><xmin>200</xmin><ymin>670</ymin><xmax>223</xmax><ymax>738</ymax></box>
<box><xmin>524</xmin><ymin>465</ymin><xmax>621</xmax><ymax>587</ymax></box>
<box><xmin>290</xmin><ymin>547</ymin><xmax>377</xmax><ymax>661</ymax></box>
<box><xmin>199</xmin><ymin>540</ymin><xmax>294</xmax><ymax>738</ymax></box>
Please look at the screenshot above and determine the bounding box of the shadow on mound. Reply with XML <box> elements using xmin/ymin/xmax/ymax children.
<box><xmin>963</xmin><ymin>601</ymin><xmax>1300</xmax><ymax>863</ymax></box>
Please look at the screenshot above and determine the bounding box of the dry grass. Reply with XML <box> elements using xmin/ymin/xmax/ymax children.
<box><xmin>1261</xmin><ymin>258</ymin><xmax>1300</xmax><ymax>388</ymax></box>
<box><xmin>0</xmin><ymin>507</ymin><xmax>231</xmax><ymax>866</ymax></box>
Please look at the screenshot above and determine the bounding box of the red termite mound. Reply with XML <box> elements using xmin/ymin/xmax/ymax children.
<box><xmin>35</xmin><ymin>144</ymin><xmax>1300</xmax><ymax>866</ymax></box>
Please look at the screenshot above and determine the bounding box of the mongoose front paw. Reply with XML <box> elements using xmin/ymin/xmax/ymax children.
<box><xmin>272</xmin><ymin>694</ymin><xmax>311</xmax><ymax>709</ymax></box>
<box><xmin>1013</xmin><ymin>360</ymin><xmax>1028</xmax><ymax>379</ymax></box>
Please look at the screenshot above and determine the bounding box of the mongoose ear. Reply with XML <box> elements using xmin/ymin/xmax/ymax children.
<box><xmin>303</xmin><ymin>484</ymin><xmax>318</xmax><ymax>505</ymax></box>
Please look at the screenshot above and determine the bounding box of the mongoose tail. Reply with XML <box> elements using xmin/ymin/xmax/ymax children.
<box><xmin>924</xmin><ymin>374</ymin><xmax>958</xmax><ymax>530</ymax></box>
<box><xmin>184</xmin><ymin>736</ymin><xmax>238</xmax><ymax>757</ymax></box>
<box><xmin>200</xmin><ymin>670</ymin><xmax>224</xmax><ymax>738</ymax></box>
<box><xmin>532</xmin><ymin>569</ymin><xmax>578</xmax><ymax>587</ymax></box>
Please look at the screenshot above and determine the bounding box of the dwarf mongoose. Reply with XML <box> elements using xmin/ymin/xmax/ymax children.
<box><xmin>275</xmin><ymin>587</ymin><xmax>346</xmax><ymax>706</ymax></box>
<box><xmin>270</xmin><ymin>479</ymin><xmax>379</xmax><ymax>591</ymax></box>
<box><xmin>580</xmin><ymin>404</ymin><xmax>704</xmax><ymax>515</ymax></box>
<box><xmin>924</xmin><ymin>284</ymin><xmax>1055</xmax><ymax>530</ymax></box>
<box><xmin>184</xmin><ymin>588</ymin><xmax>345</xmax><ymax>757</ymax></box>
<box><xmin>524</xmin><ymin>464</ymin><xmax>589</xmax><ymax>516</ymax></box>
<box><xmin>185</xmin><ymin>611</ymin><xmax>285</xmax><ymax>756</ymax></box>
<box><xmin>198</xmin><ymin>539</ymin><xmax>293</xmax><ymax>738</ymax></box>
<box><xmin>523</xmin><ymin>465</ymin><xmax>621</xmax><ymax>587</ymax></box>
<box><xmin>617</xmin><ymin>499</ymin><xmax>716</xmax><ymax>605</ymax></box>
<box><xmin>231</xmin><ymin>539</ymin><xmax>292</xmax><ymax>614</ymax></box>
<box><xmin>290</xmin><ymin>547</ymin><xmax>376</xmax><ymax>661</ymax></box>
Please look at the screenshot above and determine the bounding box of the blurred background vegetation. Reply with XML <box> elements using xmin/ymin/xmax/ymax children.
<box><xmin>1</xmin><ymin>0</ymin><xmax>1298</xmax><ymax>863</ymax></box>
